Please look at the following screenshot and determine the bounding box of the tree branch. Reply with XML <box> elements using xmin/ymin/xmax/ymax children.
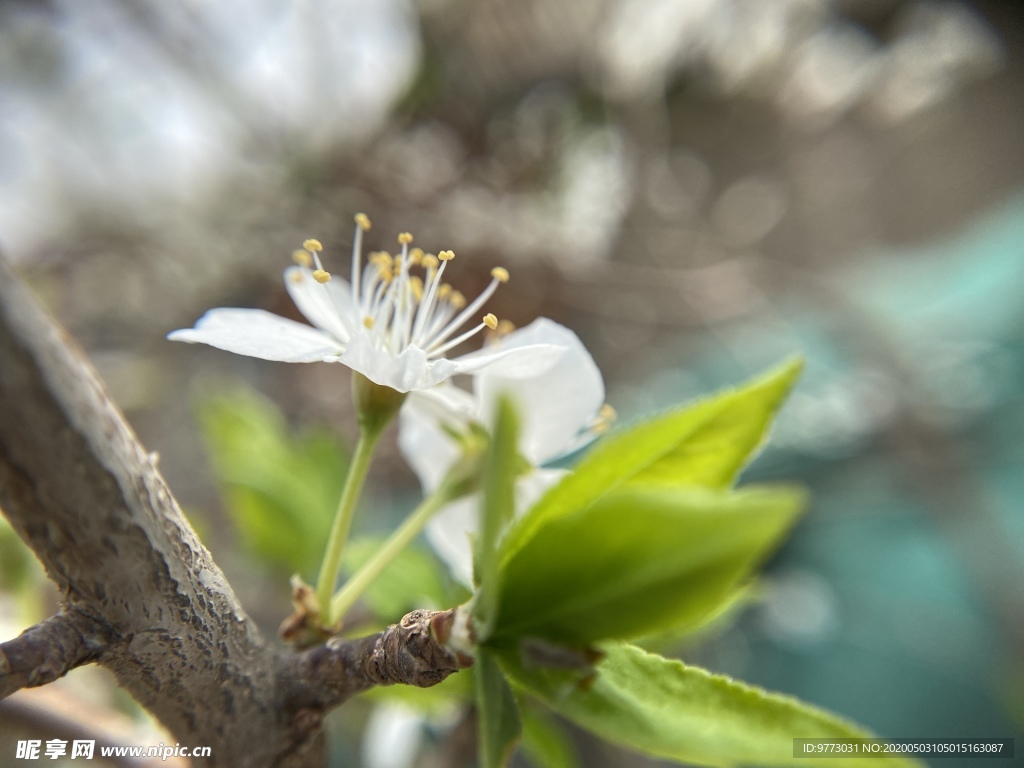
<box><xmin>0</xmin><ymin>611</ymin><xmax>115</xmax><ymax>699</ymax></box>
<box><xmin>0</xmin><ymin>255</ymin><xmax>469</xmax><ymax>767</ymax></box>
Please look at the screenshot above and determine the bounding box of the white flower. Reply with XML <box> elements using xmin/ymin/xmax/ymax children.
<box><xmin>168</xmin><ymin>215</ymin><xmax>565</xmax><ymax>393</ymax></box>
<box><xmin>398</xmin><ymin>318</ymin><xmax>611</xmax><ymax>584</ymax></box>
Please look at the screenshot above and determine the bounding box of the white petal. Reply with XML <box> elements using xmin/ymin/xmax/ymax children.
<box><xmin>362</xmin><ymin>704</ymin><xmax>424</xmax><ymax>768</ymax></box>
<box><xmin>425</xmin><ymin>495</ymin><xmax>479</xmax><ymax>586</ymax></box>
<box><xmin>168</xmin><ymin>308</ymin><xmax>342</xmax><ymax>363</ymax></box>
<box><xmin>476</xmin><ymin>318</ymin><xmax>605</xmax><ymax>465</ymax></box>
<box><xmin>398</xmin><ymin>390</ymin><xmax>466</xmax><ymax>493</ymax></box>
<box><xmin>425</xmin><ymin>469</ymin><xmax>568</xmax><ymax>586</ymax></box>
<box><xmin>449</xmin><ymin>341</ymin><xmax>566</xmax><ymax>378</ymax></box>
<box><xmin>340</xmin><ymin>335</ymin><xmax>457</xmax><ymax>392</ymax></box>
<box><xmin>284</xmin><ymin>266</ymin><xmax>356</xmax><ymax>343</ymax></box>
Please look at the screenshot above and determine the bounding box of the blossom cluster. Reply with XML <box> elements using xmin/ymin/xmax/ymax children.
<box><xmin>170</xmin><ymin>214</ymin><xmax>609</xmax><ymax>581</ymax></box>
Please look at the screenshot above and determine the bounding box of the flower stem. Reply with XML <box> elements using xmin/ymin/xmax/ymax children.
<box><xmin>315</xmin><ymin>424</ymin><xmax>384</xmax><ymax>623</ymax></box>
<box><xmin>330</xmin><ymin>479</ymin><xmax>457</xmax><ymax>624</ymax></box>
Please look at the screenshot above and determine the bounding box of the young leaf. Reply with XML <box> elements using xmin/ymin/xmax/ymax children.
<box><xmin>500</xmin><ymin>642</ymin><xmax>921</xmax><ymax>768</ymax></box>
<box><xmin>500</xmin><ymin>358</ymin><xmax>803</xmax><ymax>567</ymax></box>
<box><xmin>489</xmin><ymin>486</ymin><xmax>805</xmax><ymax>646</ymax></box>
<box><xmin>473</xmin><ymin>395</ymin><xmax>520</xmax><ymax>637</ymax></box>
<box><xmin>520</xmin><ymin>706</ymin><xmax>580</xmax><ymax>768</ymax></box>
<box><xmin>476</xmin><ymin>648</ymin><xmax>522</xmax><ymax>768</ymax></box>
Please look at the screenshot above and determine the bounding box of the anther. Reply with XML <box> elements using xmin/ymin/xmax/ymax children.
<box><xmin>355</xmin><ymin>213</ymin><xmax>371</xmax><ymax>231</ymax></box>
<box><xmin>496</xmin><ymin>319</ymin><xmax>516</xmax><ymax>336</ymax></box>
<box><xmin>410</xmin><ymin>247</ymin><xmax>424</xmax><ymax>265</ymax></box>
<box><xmin>363</xmin><ymin>316</ymin><xmax>375</xmax><ymax>329</ymax></box>
<box><xmin>303</xmin><ymin>239</ymin><xmax>323</xmax><ymax>252</ymax></box>
<box><xmin>491</xmin><ymin>266</ymin><xmax>510</xmax><ymax>283</ymax></box>
<box><xmin>313</xmin><ymin>269</ymin><xmax>331</xmax><ymax>284</ymax></box>
<box><xmin>438</xmin><ymin>250</ymin><xmax>455</xmax><ymax>261</ymax></box>
<box><xmin>398</xmin><ymin>232</ymin><xmax>413</xmax><ymax>245</ymax></box>
<box><xmin>421</xmin><ymin>255</ymin><xmax>439</xmax><ymax>269</ymax></box>
<box><xmin>483</xmin><ymin>313</ymin><xmax>498</xmax><ymax>330</ymax></box>
<box><xmin>292</xmin><ymin>249</ymin><xmax>313</xmax><ymax>267</ymax></box>
<box><xmin>599</xmin><ymin>404</ymin><xmax>617</xmax><ymax>422</ymax></box>
<box><xmin>437</xmin><ymin>284</ymin><xmax>453</xmax><ymax>299</ymax></box>
<box><xmin>289</xmin><ymin>271</ymin><xmax>305</xmax><ymax>283</ymax></box>
<box><xmin>449</xmin><ymin>291</ymin><xmax>466</xmax><ymax>309</ymax></box>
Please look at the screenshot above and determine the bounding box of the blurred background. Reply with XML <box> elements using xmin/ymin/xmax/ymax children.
<box><xmin>1</xmin><ymin>0</ymin><xmax>1022</xmax><ymax>766</ymax></box>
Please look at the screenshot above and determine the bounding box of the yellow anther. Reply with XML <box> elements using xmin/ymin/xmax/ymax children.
<box><xmin>355</xmin><ymin>213</ymin><xmax>371</xmax><ymax>231</ymax></box>
<box><xmin>496</xmin><ymin>319</ymin><xmax>516</xmax><ymax>336</ymax></box>
<box><xmin>313</xmin><ymin>269</ymin><xmax>331</xmax><ymax>283</ymax></box>
<box><xmin>292</xmin><ymin>249</ymin><xmax>313</xmax><ymax>267</ymax></box>
<box><xmin>449</xmin><ymin>291</ymin><xmax>466</xmax><ymax>309</ymax></box>
<box><xmin>289</xmin><ymin>271</ymin><xmax>305</xmax><ymax>283</ymax></box>
<box><xmin>303</xmin><ymin>239</ymin><xmax>323</xmax><ymax>252</ymax></box>
<box><xmin>409</xmin><ymin>247</ymin><xmax>424</xmax><ymax>265</ymax></box>
<box><xmin>599</xmin><ymin>403</ymin><xmax>617</xmax><ymax>422</ymax></box>
<box><xmin>438</xmin><ymin>249</ymin><xmax>455</xmax><ymax>261</ymax></box>
<box><xmin>421</xmin><ymin>255</ymin><xmax>439</xmax><ymax>269</ymax></box>
<box><xmin>593</xmin><ymin>420</ymin><xmax>611</xmax><ymax>435</ymax></box>
<box><xmin>363</xmin><ymin>316</ymin><xmax>375</xmax><ymax>329</ymax></box>
<box><xmin>398</xmin><ymin>232</ymin><xmax>414</xmax><ymax>245</ymax></box>
<box><xmin>409</xmin><ymin>276</ymin><xmax>424</xmax><ymax>300</ymax></box>
<box><xmin>378</xmin><ymin>265</ymin><xmax>393</xmax><ymax>283</ymax></box>
<box><xmin>369</xmin><ymin>251</ymin><xmax>393</xmax><ymax>267</ymax></box>
<box><xmin>482</xmin><ymin>313</ymin><xmax>498</xmax><ymax>330</ymax></box>
<box><xmin>491</xmin><ymin>266</ymin><xmax>510</xmax><ymax>283</ymax></box>
<box><xmin>436</xmin><ymin>284</ymin><xmax>453</xmax><ymax>299</ymax></box>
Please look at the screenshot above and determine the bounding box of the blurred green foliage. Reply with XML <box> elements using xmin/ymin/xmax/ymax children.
<box><xmin>196</xmin><ymin>385</ymin><xmax>346</xmax><ymax>578</ymax></box>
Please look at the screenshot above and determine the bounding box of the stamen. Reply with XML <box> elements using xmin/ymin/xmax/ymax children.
<box><xmin>421</xmin><ymin>254</ymin><xmax>439</xmax><ymax>269</ymax></box>
<box><xmin>398</xmin><ymin>232</ymin><xmax>414</xmax><ymax>245</ymax></box>
<box><xmin>292</xmin><ymin>249</ymin><xmax>313</xmax><ymax>267</ymax></box>
<box><xmin>438</xmin><ymin>249</ymin><xmax>455</xmax><ymax>261</ymax></box>
<box><xmin>482</xmin><ymin>313</ymin><xmax>498</xmax><ymax>330</ymax></box>
<box><xmin>355</xmin><ymin>213</ymin><xmax>371</xmax><ymax>231</ymax></box>
<box><xmin>449</xmin><ymin>291</ymin><xmax>466</xmax><ymax>309</ymax></box>
<box><xmin>599</xmin><ymin>404</ymin><xmax>617</xmax><ymax>421</ymax></box>
<box><xmin>313</xmin><ymin>269</ymin><xmax>331</xmax><ymax>284</ymax></box>
<box><xmin>363</xmin><ymin>316</ymin><xmax>375</xmax><ymax>329</ymax></box>
<box><xmin>437</xmin><ymin>284</ymin><xmax>453</xmax><ymax>300</ymax></box>
<box><xmin>303</xmin><ymin>239</ymin><xmax>323</xmax><ymax>252</ymax></box>
<box><xmin>409</xmin><ymin>248</ymin><xmax>424</xmax><ymax>266</ymax></box>
<box><xmin>491</xmin><ymin>266</ymin><xmax>510</xmax><ymax>283</ymax></box>
<box><xmin>428</xmin><ymin>319</ymin><xmax>492</xmax><ymax>357</ymax></box>
<box><xmin>289</xmin><ymin>271</ymin><xmax>305</xmax><ymax>283</ymax></box>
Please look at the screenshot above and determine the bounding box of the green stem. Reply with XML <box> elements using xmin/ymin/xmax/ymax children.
<box><xmin>330</xmin><ymin>480</ymin><xmax>456</xmax><ymax>624</ymax></box>
<box><xmin>315</xmin><ymin>425</ymin><xmax>384</xmax><ymax>622</ymax></box>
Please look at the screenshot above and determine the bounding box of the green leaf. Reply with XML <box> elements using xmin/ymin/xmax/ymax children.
<box><xmin>474</xmin><ymin>395</ymin><xmax>520</xmax><ymax>636</ymax></box>
<box><xmin>520</xmin><ymin>706</ymin><xmax>580</xmax><ymax>768</ymax></box>
<box><xmin>340</xmin><ymin>537</ymin><xmax>454</xmax><ymax>623</ymax></box>
<box><xmin>500</xmin><ymin>358</ymin><xmax>802</xmax><ymax>568</ymax></box>
<box><xmin>489</xmin><ymin>486</ymin><xmax>805</xmax><ymax>646</ymax></box>
<box><xmin>195</xmin><ymin>385</ymin><xmax>347</xmax><ymax>576</ymax></box>
<box><xmin>476</xmin><ymin>648</ymin><xmax>522</xmax><ymax>768</ymax></box>
<box><xmin>500</xmin><ymin>642</ymin><xmax>921</xmax><ymax>768</ymax></box>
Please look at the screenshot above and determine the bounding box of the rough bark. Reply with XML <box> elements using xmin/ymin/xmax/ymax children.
<box><xmin>0</xmin><ymin>256</ymin><xmax>468</xmax><ymax>767</ymax></box>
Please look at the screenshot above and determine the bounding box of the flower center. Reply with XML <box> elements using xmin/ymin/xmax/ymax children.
<box><xmin>293</xmin><ymin>215</ymin><xmax>511</xmax><ymax>359</ymax></box>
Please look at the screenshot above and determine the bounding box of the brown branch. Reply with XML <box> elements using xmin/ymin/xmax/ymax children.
<box><xmin>0</xmin><ymin>611</ymin><xmax>115</xmax><ymax>699</ymax></box>
<box><xmin>0</xmin><ymin>254</ymin><xmax>470</xmax><ymax>767</ymax></box>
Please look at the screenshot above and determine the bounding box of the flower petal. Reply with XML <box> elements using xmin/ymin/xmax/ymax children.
<box><xmin>475</xmin><ymin>318</ymin><xmax>605</xmax><ymax>465</ymax></box>
<box><xmin>425</xmin><ymin>495</ymin><xmax>478</xmax><ymax>586</ymax></box>
<box><xmin>425</xmin><ymin>468</ymin><xmax>568</xmax><ymax>586</ymax></box>
<box><xmin>340</xmin><ymin>334</ymin><xmax>457</xmax><ymax>392</ymax></box>
<box><xmin>167</xmin><ymin>308</ymin><xmax>342</xmax><ymax>362</ymax></box>
<box><xmin>398</xmin><ymin>389</ymin><xmax>467</xmax><ymax>492</ymax></box>
<box><xmin>449</xmin><ymin>341</ymin><xmax>566</xmax><ymax>378</ymax></box>
<box><xmin>284</xmin><ymin>266</ymin><xmax>357</xmax><ymax>343</ymax></box>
